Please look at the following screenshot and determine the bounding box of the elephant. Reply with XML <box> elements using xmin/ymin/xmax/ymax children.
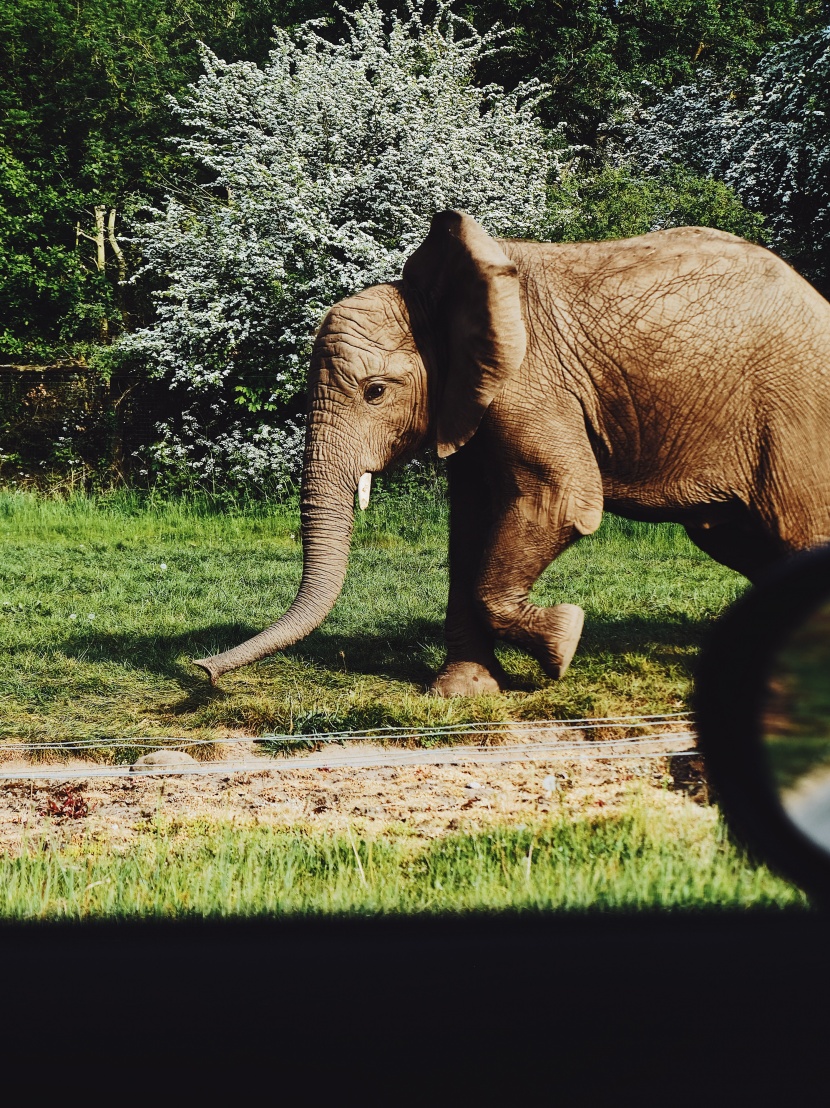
<box><xmin>194</xmin><ymin>210</ymin><xmax>830</xmax><ymax>696</ymax></box>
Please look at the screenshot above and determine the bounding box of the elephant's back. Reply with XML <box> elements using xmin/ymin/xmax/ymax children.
<box><xmin>502</xmin><ymin>226</ymin><xmax>808</xmax><ymax>293</ymax></box>
<box><xmin>504</xmin><ymin>228</ymin><xmax>830</xmax><ymax>508</ymax></box>
<box><xmin>503</xmin><ymin>227</ymin><xmax>830</xmax><ymax>360</ymax></box>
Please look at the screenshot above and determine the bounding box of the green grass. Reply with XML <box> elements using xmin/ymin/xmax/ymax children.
<box><xmin>0</xmin><ymin>489</ymin><xmax>797</xmax><ymax>918</ymax></box>
<box><xmin>0</xmin><ymin>487</ymin><xmax>746</xmax><ymax>748</ymax></box>
<box><xmin>765</xmin><ymin>604</ymin><xmax>830</xmax><ymax>791</ymax></box>
<box><xmin>0</xmin><ymin>799</ymin><xmax>804</xmax><ymax>919</ymax></box>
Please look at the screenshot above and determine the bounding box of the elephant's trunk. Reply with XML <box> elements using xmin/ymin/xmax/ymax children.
<box><xmin>193</xmin><ymin>462</ymin><xmax>358</xmax><ymax>684</ymax></box>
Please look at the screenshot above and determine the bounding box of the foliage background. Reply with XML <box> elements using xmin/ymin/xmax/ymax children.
<box><xmin>120</xmin><ymin>4</ymin><xmax>552</xmax><ymax>492</ymax></box>
<box><xmin>1</xmin><ymin>0</ymin><xmax>828</xmax><ymax>492</ymax></box>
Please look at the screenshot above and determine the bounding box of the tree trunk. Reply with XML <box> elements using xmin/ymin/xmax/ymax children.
<box><xmin>77</xmin><ymin>206</ymin><xmax>109</xmax><ymax>342</ymax></box>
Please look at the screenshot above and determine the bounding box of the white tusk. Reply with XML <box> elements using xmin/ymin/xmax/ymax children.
<box><xmin>358</xmin><ymin>472</ymin><xmax>372</xmax><ymax>511</ymax></box>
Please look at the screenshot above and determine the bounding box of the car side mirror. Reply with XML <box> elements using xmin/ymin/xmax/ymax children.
<box><xmin>695</xmin><ymin>543</ymin><xmax>830</xmax><ymax>903</ymax></box>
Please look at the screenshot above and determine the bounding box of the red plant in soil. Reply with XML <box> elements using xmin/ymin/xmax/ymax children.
<box><xmin>46</xmin><ymin>786</ymin><xmax>90</xmax><ymax>819</ymax></box>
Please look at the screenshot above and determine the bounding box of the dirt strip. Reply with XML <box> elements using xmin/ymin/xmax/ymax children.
<box><xmin>0</xmin><ymin>732</ymin><xmax>706</xmax><ymax>849</ymax></box>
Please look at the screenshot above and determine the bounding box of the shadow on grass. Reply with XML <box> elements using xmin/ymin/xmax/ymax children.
<box><xmin>53</xmin><ymin>618</ymin><xmax>442</xmax><ymax>688</ymax></box>
<box><xmin>579</xmin><ymin>610</ymin><xmax>712</xmax><ymax>659</ymax></box>
<box><xmin>52</xmin><ymin>608</ymin><xmax>714</xmax><ymax>698</ymax></box>
<box><xmin>54</xmin><ymin>623</ymin><xmax>260</xmax><ymax>705</ymax></box>
<box><xmin>289</xmin><ymin>617</ymin><xmax>443</xmax><ymax>685</ymax></box>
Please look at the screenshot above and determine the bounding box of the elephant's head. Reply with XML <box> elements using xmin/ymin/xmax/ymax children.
<box><xmin>194</xmin><ymin>211</ymin><xmax>527</xmax><ymax>682</ymax></box>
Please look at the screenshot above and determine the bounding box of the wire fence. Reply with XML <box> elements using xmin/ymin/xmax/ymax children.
<box><xmin>0</xmin><ymin>711</ymin><xmax>692</xmax><ymax>753</ymax></box>
<box><xmin>0</xmin><ymin>712</ymin><xmax>699</xmax><ymax>782</ymax></box>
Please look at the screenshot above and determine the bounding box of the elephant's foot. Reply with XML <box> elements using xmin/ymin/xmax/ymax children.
<box><xmin>527</xmin><ymin>603</ymin><xmax>585</xmax><ymax>680</ymax></box>
<box><xmin>430</xmin><ymin>659</ymin><xmax>506</xmax><ymax>698</ymax></box>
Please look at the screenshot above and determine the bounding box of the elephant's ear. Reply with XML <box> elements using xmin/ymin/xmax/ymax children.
<box><xmin>403</xmin><ymin>210</ymin><xmax>527</xmax><ymax>458</ymax></box>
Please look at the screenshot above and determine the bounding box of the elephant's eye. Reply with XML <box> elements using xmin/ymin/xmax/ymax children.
<box><xmin>364</xmin><ymin>382</ymin><xmax>386</xmax><ymax>403</ymax></box>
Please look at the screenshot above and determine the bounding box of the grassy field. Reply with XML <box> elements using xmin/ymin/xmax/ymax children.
<box><xmin>2</xmin><ymin>487</ymin><xmax>798</xmax><ymax>919</ymax></box>
<box><xmin>0</xmin><ymin>486</ymin><xmax>746</xmax><ymax>748</ymax></box>
<box><xmin>0</xmin><ymin>798</ymin><xmax>803</xmax><ymax>919</ymax></box>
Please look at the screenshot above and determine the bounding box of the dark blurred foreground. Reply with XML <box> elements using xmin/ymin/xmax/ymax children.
<box><xmin>3</xmin><ymin>909</ymin><xmax>827</xmax><ymax>1098</ymax></box>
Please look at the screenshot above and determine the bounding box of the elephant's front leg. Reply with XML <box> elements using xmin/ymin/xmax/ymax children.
<box><xmin>431</xmin><ymin>439</ymin><xmax>507</xmax><ymax>697</ymax></box>
<box><xmin>475</xmin><ymin>482</ymin><xmax>597</xmax><ymax>680</ymax></box>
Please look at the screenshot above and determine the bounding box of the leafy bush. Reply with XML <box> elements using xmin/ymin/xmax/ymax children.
<box><xmin>125</xmin><ymin>0</ymin><xmax>552</xmax><ymax>494</ymax></box>
<box><xmin>465</xmin><ymin>0</ymin><xmax>827</xmax><ymax>138</ymax></box>
<box><xmin>0</xmin><ymin>147</ymin><xmax>109</xmax><ymax>360</ymax></box>
<box><xmin>545</xmin><ymin>163</ymin><xmax>767</xmax><ymax>245</ymax></box>
<box><xmin>618</xmin><ymin>25</ymin><xmax>830</xmax><ymax>289</ymax></box>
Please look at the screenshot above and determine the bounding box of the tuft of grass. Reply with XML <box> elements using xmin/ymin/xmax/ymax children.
<box><xmin>0</xmin><ymin>489</ymin><xmax>745</xmax><ymax>749</ymax></box>
<box><xmin>0</xmin><ymin>798</ymin><xmax>804</xmax><ymax>919</ymax></box>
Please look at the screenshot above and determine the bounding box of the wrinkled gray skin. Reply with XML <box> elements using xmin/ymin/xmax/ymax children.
<box><xmin>195</xmin><ymin>211</ymin><xmax>830</xmax><ymax>695</ymax></box>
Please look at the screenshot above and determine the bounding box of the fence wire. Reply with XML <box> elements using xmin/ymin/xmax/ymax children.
<box><xmin>0</xmin><ymin>713</ymin><xmax>698</xmax><ymax>782</ymax></box>
<box><xmin>0</xmin><ymin>711</ymin><xmax>692</xmax><ymax>753</ymax></box>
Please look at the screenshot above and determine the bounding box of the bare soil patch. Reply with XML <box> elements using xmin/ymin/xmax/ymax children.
<box><xmin>0</xmin><ymin>734</ymin><xmax>706</xmax><ymax>852</ymax></box>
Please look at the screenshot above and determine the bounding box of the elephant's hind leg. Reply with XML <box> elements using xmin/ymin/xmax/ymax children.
<box><xmin>684</xmin><ymin>520</ymin><xmax>782</xmax><ymax>583</ymax></box>
<box><xmin>685</xmin><ymin>477</ymin><xmax>830</xmax><ymax>582</ymax></box>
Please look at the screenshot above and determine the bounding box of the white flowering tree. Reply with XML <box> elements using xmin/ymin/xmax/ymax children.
<box><xmin>618</xmin><ymin>25</ymin><xmax>830</xmax><ymax>290</ymax></box>
<box><xmin>125</xmin><ymin>0</ymin><xmax>551</xmax><ymax>493</ymax></box>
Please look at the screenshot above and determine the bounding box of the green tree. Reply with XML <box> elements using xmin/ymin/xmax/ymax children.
<box><xmin>619</xmin><ymin>24</ymin><xmax>830</xmax><ymax>289</ymax></box>
<box><xmin>0</xmin><ymin>0</ymin><xmax>329</xmax><ymax>361</ymax></box>
<box><xmin>2</xmin><ymin>0</ymin><xmax>825</xmax><ymax>364</ymax></box>
<box><xmin>544</xmin><ymin>164</ymin><xmax>768</xmax><ymax>244</ymax></box>
<box><xmin>464</xmin><ymin>1</ymin><xmax>829</xmax><ymax>140</ymax></box>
